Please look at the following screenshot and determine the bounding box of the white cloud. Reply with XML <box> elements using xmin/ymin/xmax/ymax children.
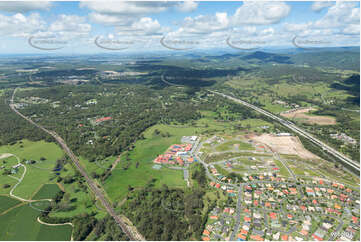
<box><xmin>88</xmin><ymin>12</ymin><xmax>134</xmax><ymax>26</ymax></box>
<box><xmin>80</xmin><ymin>1</ymin><xmax>172</xmax><ymax>15</ymax></box>
<box><xmin>0</xmin><ymin>13</ymin><xmax>46</xmax><ymax>37</ymax></box>
<box><xmin>343</xmin><ymin>24</ymin><xmax>360</xmax><ymax>35</ymax></box>
<box><xmin>314</xmin><ymin>2</ymin><xmax>359</xmax><ymax>28</ymax></box>
<box><xmin>115</xmin><ymin>17</ymin><xmax>169</xmax><ymax>36</ymax></box>
<box><xmin>81</xmin><ymin>1</ymin><xmax>176</xmax><ymax>27</ymax></box>
<box><xmin>0</xmin><ymin>1</ymin><xmax>52</xmax><ymax>13</ymax></box>
<box><xmin>177</xmin><ymin>1</ymin><xmax>198</xmax><ymax>13</ymax></box>
<box><xmin>282</xmin><ymin>1</ymin><xmax>359</xmax><ymax>46</ymax></box>
<box><xmin>176</xmin><ymin>12</ymin><xmax>229</xmax><ymax>35</ymax></box>
<box><xmin>283</xmin><ymin>22</ymin><xmax>313</xmax><ymax>34</ymax></box>
<box><xmin>131</xmin><ymin>17</ymin><xmax>164</xmax><ymax>35</ymax></box>
<box><xmin>311</xmin><ymin>1</ymin><xmax>334</xmax><ymax>12</ymax></box>
<box><xmin>232</xmin><ymin>1</ymin><xmax>291</xmax><ymax>25</ymax></box>
<box><xmin>49</xmin><ymin>15</ymin><xmax>91</xmax><ymax>37</ymax></box>
<box><xmin>82</xmin><ymin>1</ymin><xmax>197</xmax><ymax>27</ymax></box>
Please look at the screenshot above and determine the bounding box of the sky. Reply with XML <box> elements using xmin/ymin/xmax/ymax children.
<box><xmin>0</xmin><ymin>1</ymin><xmax>359</xmax><ymax>54</ymax></box>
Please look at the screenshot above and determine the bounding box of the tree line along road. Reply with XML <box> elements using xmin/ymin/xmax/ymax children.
<box><xmin>9</xmin><ymin>88</ymin><xmax>145</xmax><ymax>241</ymax></box>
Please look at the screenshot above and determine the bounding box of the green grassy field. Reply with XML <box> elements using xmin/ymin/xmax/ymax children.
<box><xmin>273</xmin><ymin>159</ymin><xmax>291</xmax><ymax>177</ymax></box>
<box><xmin>0</xmin><ymin>204</ymin><xmax>72</xmax><ymax>241</ymax></box>
<box><xmin>103</xmin><ymin>114</ymin><xmax>248</xmax><ymax>202</ymax></box>
<box><xmin>0</xmin><ymin>140</ymin><xmax>64</xmax><ymax>199</ymax></box>
<box><xmin>215</xmin><ymin>140</ymin><xmax>254</xmax><ymax>152</ymax></box>
<box><xmin>104</xmin><ymin>124</ymin><xmax>189</xmax><ymax>201</ymax></box>
<box><xmin>205</xmin><ymin>151</ymin><xmax>271</xmax><ymax>164</ymax></box>
<box><xmin>0</xmin><ymin>155</ymin><xmax>19</xmax><ymax>168</ymax></box>
<box><xmin>0</xmin><ymin>175</ymin><xmax>17</xmax><ymax>195</ymax></box>
<box><xmin>0</xmin><ymin>140</ymin><xmax>64</xmax><ymax>162</ymax></box>
<box><xmin>0</xmin><ymin>195</ymin><xmax>21</xmax><ymax>214</ymax></box>
<box><xmin>32</xmin><ymin>184</ymin><xmax>61</xmax><ymax>200</ymax></box>
<box><xmin>49</xmin><ymin>179</ymin><xmax>107</xmax><ymax>220</ymax></box>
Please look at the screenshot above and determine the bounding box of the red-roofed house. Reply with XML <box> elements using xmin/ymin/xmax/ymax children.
<box><xmin>289</xmin><ymin>188</ymin><xmax>297</xmax><ymax>195</ymax></box>
<box><xmin>244</xmin><ymin>216</ymin><xmax>251</xmax><ymax>222</ymax></box>
<box><xmin>238</xmin><ymin>234</ymin><xmax>247</xmax><ymax>240</ymax></box>
<box><xmin>281</xmin><ymin>235</ymin><xmax>288</xmax><ymax>241</ymax></box>
<box><xmin>250</xmin><ymin>235</ymin><xmax>264</xmax><ymax>241</ymax></box>
<box><xmin>95</xmin><ymin>116</ymin><xmax>112</xmax><ymax>123</ymax></box>
<box><xmin>240</xmin><ymin>229</ymin><xmax>248</xmax><ymax>235</ymax></box>
<box><xmin>312</xmin><ymin>234</ymin><xmax>323</xmax><ymax>241</ymax></box>
<box><xmin>269</xmin><ymin>212</ymin><xmax>277</xmax><ymax>220</ymax></box>
<box><xmin>203</xmin><ymin>230</ymin><xmax>210</xmax><ymax>236</ymax></box>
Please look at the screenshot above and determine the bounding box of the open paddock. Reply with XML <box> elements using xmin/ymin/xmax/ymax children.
<box><xmin>281</xmin><ymin>107</ymin><xmax>336</xmax><ymax>125</ymax></box>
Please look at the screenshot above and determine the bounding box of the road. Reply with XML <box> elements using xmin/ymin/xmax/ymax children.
<box><xmin>9</xmin><ymin>88</ymin><xmax>144</xmax><ymax>241</ymax></box>
<box><xmin>273</xmin><ymin>153</ymin><xmax>296</xmax><ymax>179</ymax></box>
<box><xmin>229</xmin><ymin>184</ymin><xmax>243</xmax><ymax>241</ymax></box>
<box><xmin>208</xmin><ymin>90</ymin><xmax>360</xmax><ymax>172</ymax></box>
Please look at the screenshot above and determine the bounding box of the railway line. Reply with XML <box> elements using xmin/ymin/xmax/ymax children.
<box><xmin>10</xmin><ymin>88</ymin><xmax>145</xmax><ymax>241</ymax></box>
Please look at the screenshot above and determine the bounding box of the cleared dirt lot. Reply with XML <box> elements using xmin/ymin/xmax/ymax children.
<box><xmin>281</xmin><ymin>107</ymin><xmax>336</xmax><ymax>125</ymax></box>
<box><xmin>248</xmin><ymin>133</ymin><xmax>320</xmax><ymax>160</ymax></box>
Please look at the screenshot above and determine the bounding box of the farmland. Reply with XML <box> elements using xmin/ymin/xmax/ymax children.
<box><xmin>0</xmin><ymin>204</ymin><xmax>72</xmax><ymax>241</ymax></box>
<box><xmin>281</xmin><ymin>107</ymin><xmax>336</xmax><ymax>125</ymax></box>
<box><xmin>31</xmin><ymin>184</ymin><xmax>61</xmax><ymax>200</ymax></box>
<box><xmin>0</xmin><ymin>195</ymin><xmax>21</xmax><ymax>214</ymax></box>
<box><xmin>0</xmin><ymin>140</ymin><xmax>64</xmax><ymax>200</ymax></box>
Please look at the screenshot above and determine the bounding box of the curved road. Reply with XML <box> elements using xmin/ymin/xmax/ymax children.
<box><xmin>9</xmin><ymin>88</ymin><xmax>144</xmax><ymax>241</ymax></box>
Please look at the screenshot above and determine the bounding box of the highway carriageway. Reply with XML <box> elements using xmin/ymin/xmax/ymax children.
<box><xmin>208</xmin><ymin>90</ymin><xmax>360</xmax><ymax>173</ymax></box>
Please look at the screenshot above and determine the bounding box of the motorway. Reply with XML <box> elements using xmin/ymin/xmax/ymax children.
<box><xmin>9</xmin><ymin>89</ymin><xmax>144</xmax><ymax>241</ymax></box>
<box><xmin>158</xmin><ymin>75</ymin><xmax>359</xmax><ymax>172</ymax></box>
<box><xmin>208</xmin><ymin>90</ymin><xmax>360</xmax><ymax>173</ymax></box>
